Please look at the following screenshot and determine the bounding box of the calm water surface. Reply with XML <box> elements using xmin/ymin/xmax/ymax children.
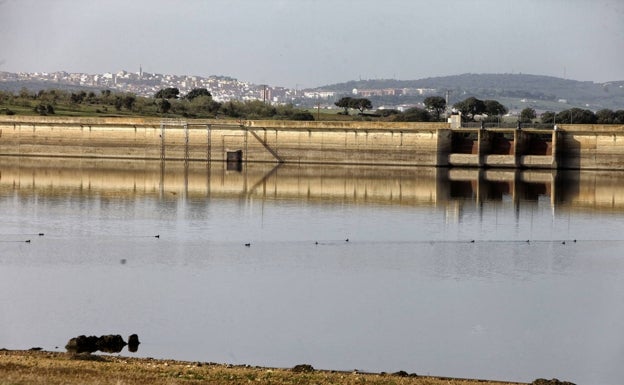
<box><xmin>1</xmin><ymin>158</ymin><xmax>623</xmax><ymax>384</ymax></box>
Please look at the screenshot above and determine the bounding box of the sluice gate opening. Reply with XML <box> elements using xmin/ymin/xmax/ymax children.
<box><xmin>490</xmin><ymin>132</ymin><xmax>515</xmax><ymax>155</ymax></box>
<box><xmin>451</xmin><ymin>131</ymin><xmax>479</xmax><ymax>154</ymax></box>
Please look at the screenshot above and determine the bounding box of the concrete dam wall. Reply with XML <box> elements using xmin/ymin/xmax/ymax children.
<box><xmin>0</xmin><ymin>116</ymin><xmax>449</xmax><ymax>167</ymax></box>
<box><xmin>0</xmin><ymin>116</ymin><xmax>623</xmax><ymax>169</ymax></box>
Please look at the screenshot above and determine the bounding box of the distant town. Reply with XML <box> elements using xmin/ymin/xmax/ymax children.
<box><xmin>0</xmin><ymin>69</ymin><xmax>440</xmax><ymax>111</ymax></box>
<box><xmin>0</xmin><ymin>69</ymin><xmax>289</xmax><ymax>102</ymax></box>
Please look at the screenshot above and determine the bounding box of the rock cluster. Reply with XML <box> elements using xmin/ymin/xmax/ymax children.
<box><xmin>65</xmin><ymin>334</ymin><xmax>140</xmax><ymax>354</ymax></box>
<box><xmin>291</xmin><ymin>364</ymin><xmax>314</xmax><ymax>373</ymax></box>
<box><xmin>532</xmin><ymin>379</ymin><xmax>576</xmax><ymax>385</ymax></box>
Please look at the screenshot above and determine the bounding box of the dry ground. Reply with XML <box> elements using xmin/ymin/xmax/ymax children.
<box><xmin>0</xmin><ymin>349</ymin><xmax>527</xmax><ymax>385</ymax></box>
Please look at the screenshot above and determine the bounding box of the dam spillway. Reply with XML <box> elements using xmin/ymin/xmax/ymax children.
<box><xmin>0</xmin><ymin>116</ymin><xmax>623</xmax><ymax>170</ymax></box>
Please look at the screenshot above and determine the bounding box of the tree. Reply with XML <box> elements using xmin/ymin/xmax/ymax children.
<box><xmin>423</xmin><ymin>96</ymin><xmax>446</xmax><ymax>121</ymax></box>
<box><xmin>70</xmin><ymin>91</ymin><xmax>86</xmax><ymax>104</ymax></box>
<box><xmin>519</xmin><ymin>108</ymin><xmax>537</xmax><ymax>123</ymax></box>
<box><xmin>185</xmin><ymin>88</ymin><xmax>212</xmax><ymax>101</ymax></box>
<box><xmin>188</xmin><ymin>96</ymin><xmax>221</xmax><ymax>117</ymax></box>
<box><xmin>556</xmin><ymin>108</ymin><xmax>597</xmax><ymax>124</ymax></box>
<box><xmin>335</xmin><ymin>97</ymin><xmax>353</xmax><ymax>115</ymax></box>
<box><xmin>596</xmin><ymin>109</ymin><xmax>615</xmax><ymax>124</ymax></box>
<box><xmin>34</xmin><ymin>103</ymin><xmax>54</xmax><ymax>115</ymax></box>
<box><xmin>154</xmin><ymin>87</ymin><xmax>180</xmax><ymax>99</ymax></box>
<box><xmin>19</xmin><ymin>87</ymin><xmax>31</xmax><ymax>99</ymax></box>
<box><xmin>393</xmin><ymin>107</ymin><xmax>430</xmax><ymax>122</ymax></box>
<box><xmin>156</xmin><ymin>98</ymin><xmax>171</xmax><ymax>113</ymax></box>
<box><xmin>540</xmin><ymin>111</ymin><xmax>556</xmax><ymax>124</ymax></box>
<box><xmin>122</xmin><ymin>94</ymin><xmax>136</xmax><ymax>110</ymax></box>
<box><xmin>220</xmin><ymin>101</ymin><xmax>242</xmax><ymax>118</ymax></box>
<box><xmin>291</xmin><ymin>111</ymin><xmax>315</xmax><ymax>121</ymax></box>
<box><xmin>351</xmin><ymin>98</ymin><xmax>372</xmax><ymax>114</ymax></box>
<box><xmin>453</xmin><ymin>97</ymin><xmax>486</xmax><ymax>121</ymax></box>
<box><xmin>484</xmin><ymin>100</ymin><xmax>508</xmax><ymax>117</ymax></box>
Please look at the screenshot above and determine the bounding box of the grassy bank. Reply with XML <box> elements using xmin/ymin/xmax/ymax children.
<box><xmin>0</xmin><ymin>350</ymin><xmax>526</xmax><ymax>385</ymax></box>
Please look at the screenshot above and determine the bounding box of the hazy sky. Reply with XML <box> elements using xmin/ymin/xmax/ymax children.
<box><xmin>1</xmin><ymin>0</ymin><xmax>623</xmax><ymax>88</ymax></box>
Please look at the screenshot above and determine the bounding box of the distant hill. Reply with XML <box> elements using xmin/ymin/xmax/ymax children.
<box><xmin>315</xmin><ymin>74</ymin><xmax>624</xmax><ymax>112</ymax></box>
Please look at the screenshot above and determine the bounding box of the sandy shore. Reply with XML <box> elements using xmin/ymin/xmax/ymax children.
<box><xmin>0</xmin><ymin>349</ymin><xmax>535</xmax><ymax>385</ymax></box>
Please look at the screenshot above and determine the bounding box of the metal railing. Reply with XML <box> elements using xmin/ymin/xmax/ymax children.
<box><xmin>460</xmin><ymin>121</ymin><xmax>554</xmax><ymax>129</ymax></box>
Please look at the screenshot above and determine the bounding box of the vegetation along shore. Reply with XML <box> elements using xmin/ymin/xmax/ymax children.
<box><xmin>2</xmin><ymin>85</ymin><xmax>622</xmax><ymax>125</ymax></box>
<box><xmin>0</xmin><ymin>349</ymin><xmax>576</xmax><ymax>385</ymax></box>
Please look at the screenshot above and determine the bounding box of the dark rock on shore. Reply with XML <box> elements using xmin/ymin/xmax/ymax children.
<box><xmin>65</xmin><ymin>334</ymin><xmax>137</xmax><ymax>354</ymax></box>
<box><xmin>65</xmin><ymin>335</ymin><xmax>99</xmax><ymax>353</ymax></box>
<box><xmin>393</xmin><ymin>370</ymin><xmax>408</xmax><ymax>377</ymax></box>
<box><xmin>291</xmin><ymin>364</ymin><xmax>314</xmax><ymax>373</ymax></box>
<box><xmin>96</xmin><ymin>335</ymin><xmax>126</xmax><ymax>353</ymax></box>
<box><xmin>128</xmin><ymin>334</ymin><xmax>140</xmax><ymax>352</ymax></box>
<box><xmin>532</xmin><ymin>379</ymin><xmax>576</xmax><ymax>385</ymax></box>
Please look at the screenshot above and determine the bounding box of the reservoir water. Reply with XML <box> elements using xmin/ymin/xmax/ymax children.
<box><xmin>1</xmin><ymin>157</ymin><xmax>623</xmax><ymax>384</ymax></box>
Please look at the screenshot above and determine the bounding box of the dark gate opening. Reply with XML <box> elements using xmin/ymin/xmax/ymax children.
<box><xmin>490</xmin><ymin>132</ymin><xmax>514</xmax><ymax>155</ymax></box>
<box><xmin>226</xmin><ymin>150</ymin><xmax>243</xmax><ymax>171</ymax></box>
<box><xmin>451</xmin><ymin>132</ymin><xmax>479</xmax><ymax>154</ymax></box>
<box><xmin>526</xmin><ymin>134</ymin><xmax>553</xmax><ymax>156</ymax></box>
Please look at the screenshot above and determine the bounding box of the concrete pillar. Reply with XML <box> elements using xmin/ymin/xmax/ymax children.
<box><xmin>551</xmin><ymin>129</ymin><xmax>559</xmax><ymax>169</ymax></box>
<box><xmin>436</xmin><ymin>129</ymin><xmax>452</xmax><ymax>166</ymax></box>
<box><xmin>477</xmin><ymin>129</ymin><xmax>492</xmax><ymax>167</ymax></box>
<box><xmin>515</xmin><ymin>130</ymin><xmax>529</xmax><ymax>165</ymax></box>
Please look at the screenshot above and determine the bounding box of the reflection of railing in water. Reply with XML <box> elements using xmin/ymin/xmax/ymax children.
<box><xmin>1</xmin><ymin>156</ymin><xmax>624</xmax><ymax>211</ymax></box>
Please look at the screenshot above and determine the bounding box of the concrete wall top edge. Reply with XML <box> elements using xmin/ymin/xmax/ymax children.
<box><xmin>3</xmin><ymin>116</ymin><xmax>624</xmax><ymax>134</ymax></box>
<box><xmin>558</xmin><ymin>124</ymin><xmax>624</xmax><ymax>133</ymax></box>
<box><xmin>245</xmin><ymin>119</ymin><xmax>450</xmax><ymax>130</ymax></box>
<box><xmin>0</xmin><ymin>115</ymin><xmax>163</xmax><ymax>125</ymax></box>
<box><xmin>0</xmin><ymin>116</ymin><xmax>451</xmax><ymax>131</ymax></box>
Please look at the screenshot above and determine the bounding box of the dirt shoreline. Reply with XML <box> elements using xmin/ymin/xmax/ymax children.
<box><xmin>0</xmin><ymin>349</ymin><xmax>553</xmax><ymax>385</ymax></box>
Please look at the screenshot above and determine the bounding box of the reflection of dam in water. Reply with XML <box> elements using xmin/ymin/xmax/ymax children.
<box><xmin>1</xmin><ymin>157</ymin><xmax>624</xmax><ymax>211</ymax></box>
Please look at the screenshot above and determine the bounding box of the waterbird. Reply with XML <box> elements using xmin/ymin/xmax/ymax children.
<box><xmin>470</xmin><ymin>240</ymin><xmax>475</xmax><ymax>243</ymax></box>
<box><xmin>244</xmin><ymin>243</ymin><xmax>251</xmax><ymax>247</ymax></box>
<box><xmin>25</xmin><ymin>240</ymin><xmax>31</xmax><ymax>243</ymax></box>
<box><xmin>154</xmin><ymin>235</ymin><xmax>160</xmax><ymax>238</ymax></box>
<box><xmin>345</xmin><ymin>238</ymin><xmax>349</xmax><ymax>242</ymax></box>
<box><xmin>38</xmin><ymin>233</ymin><xmax>44</xmax><ymax>236</ymax></box>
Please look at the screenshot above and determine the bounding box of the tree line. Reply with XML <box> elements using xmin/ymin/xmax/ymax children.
<box><xmin>519</xmin><ymin>107</ymin><xmax>624</xmax><ymax>124</ymax></box>
<box><xmin>0</xmin><ymin>87</ymin><xmax>314</xmax><ymax>121</ymax></box>
<box><xmin>343</xmin><ymin>96</ymin><xmax>508</xmax><ymax>123</ymax></box>
<box><xmin>380</xmin><ymin>95</ymin><xmax>624</xmax><ymax>124</ymax></box>
<box><xmin>2</xmin><ymin>87</ymin><xmax>623</xmax><ymax>124</ymax></box>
